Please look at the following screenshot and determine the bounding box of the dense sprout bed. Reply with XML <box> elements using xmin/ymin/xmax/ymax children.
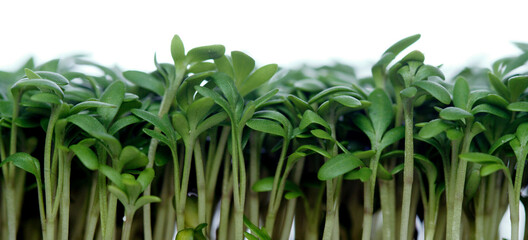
<box><xmin>1</xmin><ymin>34</ymin><xmax>528</xmax><ymax>240</ymax></box>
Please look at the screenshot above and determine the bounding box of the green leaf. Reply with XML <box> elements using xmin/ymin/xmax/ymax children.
<box><xmin>187</xmin><ymin>97</ymin><xmax>215</xmax><ymax>128</ymax></box>
<box><xmin>34</xmin><ymin>71</ymin><xmax>69</xmax><ymax>85</ymax></box>
<box><xmin>176</xmin><ymin>229</ymin><xmax>195</xmax><ymax>240</ymax></box>
<box><xmin>294</xmin><ymin>79</ymin><xmax>326</xmax><ymax>92</ymax></box>
<box><xmin>252</xmin><ymin>177</ymin><xmax>273</xmax><ymax>192</ymax></box>
<box><xmin>286</xmin><ymin>151</ymin><xmax>307</xmax><ymax>170</ymax></box>
<box><xmin>239</xmin><ymin>63</ymin><xmax>277</xmax><ymax>96</ymax></box>
<box><xmin>142</xmin><ymin>128</ymin><xmax>171</xmax><ymax>146</ymax></box>
<box><xmin>465</xmin><ymin>169</ymin><xmax>481</xmax><ymax>199</ymax></box>
<box><xmin>439</xmin><ymin>107</ymin><xmax>473</xmax><ymax>121</ymax></box>
<box><xmin>488</xmin><ymin>134</ymin><xmax>515</xmax><ymax>154</ymax></box>
<box><xmin>99</xmin><ymin>165</ymin><xmax>124</xmax><ymax>189</ymax></box>
<box><xmin>11</xmin><ymin>78</ymin><xmax>64</xmax><ymax>98</ymax></box>
<box><xmin>379</xmin><ymin>126</ymin><xmax>404</xmax><ymax>150</ymax></box>
<box><xmin>508</xmin><ymin>76</ymin><xmax>528</xmax><ymax>102</ymax></box>
<box><xmin>70</xmin><ymin>100</ymin><xmax>116</xmax><ymax>115</ymax></box>
<box><xmin>470</xmin><ymin>121</ymin><xmax>486</xmax><ymax>137</ymax></box>
<box><xmin>131</xmin><ymin>109</ymin><xmax>172</xmax><ymax>136</ymax></box>
<box><xmin>391</xmin><ymin>163</ymin><xmax>405</xmax><ymax>175</ymax></box>
<box><xmin>134</xmin><ymin>195</ymin><xmax>161</xmax><ymax>212</ymax></box>
<box><xmin>414</xmin><ymin>65</ymin><xmax>445</xmax><ymax>82</ymax></box>
<box><xmin>471</xmin><ymin>104</ymin><xmax>509</xmax><ymax>119</ymax></box>
<box><xmin>383</xmin><ymin>34</ymin><xmax>421</xmax><ymax>55</ymax></box>
<box><xmin>118</xmin><ymin>146</ymin><xmax>148</xmax><ymax>171</ymax></box>
<box><xmin>318</xmin><ymin>153</ymin><xmax>364</xmax><ymax>180</ymax></box>
<box><xmin>185</xmin><ymin>45</ymin><xmax>226</xmax><ymax>64</ymax></box>
<box><xmin>238</xmin><ymin>103</ymin><xmax>256</xmax><ymax>128</ymax></box>
<box><xmin>188</xmin><ymin>62</ymin><xmax>216</xmax><ymax>74</ymax></box>
<box><xmin>108</xmin><ymin>185</ymin><xmax>129</xmax><ymax>206</ymax></box>
<box><xmin>352</xmin><ymin>114</ymin><xmax>375</xmax><ymax>142</ymax></box>
<box><xmin>308</xmin><ymin>86</ymin><xmax>355</xmax><ymax>104</ymax></box>
<box><xmin>108</xmin><ymin>115</ymin><xmax>141</xmax><ymax>135</ymax></box>
<box><xmin>516</xmin><ymin>122</ymin><xmax>528</xmax><ymax>146</ymax></box>
<box><xmin>253</xmin><ymin>89</ymin><xmax>279</xmax><ymax>109</ymax></box>
<box><xmin>488</xmin><ymin>73</ymin><xmax>510</xmax><ymax>100</ymax></box>
<box><xmin>413</xmin><ymin>81</ymin><xmax>451</xmax><ymax>104</ymax></box>
<box><xmin>415</xmin><ymin>154</ymin><xmax>437</xmax><ymax>183</ymax></box>
<box><xmin>296</xmin><ymin>145</ymin><xmax>331</xmax><ymax>159</ymax></box>
<box><xmin>231</xmin><ymin>51</ymin><xmax>255</xmax><ymax>86</ymax></box>
<box><xmin>214</xmin><ymin>55</ymin><xmax>234</xmax><ymax>78</ymax></box>
<box><xmin>310</xmin><ymin>129</ymin><xmax>334</xmax><ymax>141</ymax></box>
<box><xmin>299</xmin><ymin>110</ymin><xmax>330</xmax><ymax>130</ymax></box>
<box><xmin>171</xmin><ymin>35</ymin><xmax>185</xmax><ymax>66</ymax></box>
<box><xmin>376</xmin><ymin>163</ymin><xmax>393</xmax><ymax>180</ymax></box>
<box><xmin>243</xmin><ymin>216</ymin><xmax>271</xmax><ymax>240</ymax></box>
<box><xmin>171</xmin><ymin>112</ymin><xmax>190</xmax><ymax>142</ymax></box>
<box><xmin>343</xmin><ymin>167</ymin><xmax>372</xmax><ymax>182</ymax></box>
<box><xmin>195</xmin><ymin>86</ymin><xmax>230</xmax><ymax>115</ymax></box>
<box><xmin>400</xmin><ymin>87</ymin><xmax>417</xmax><ymax>98</ymax></box>
<box><xmin>418</xmin><ymin>119</ymin><xmax>451</xmax><ymax>139</ymax></box>
<box><xmin>24</xmin><ymin>68</ymin><xmax>41</xmax><ymax>79</ymax></box>
<box><xmin>1</xmin><ymin>152</ymin><xmax>40</xmax><ymax>177</ymax></box>
<box><xmin>284</xmin><ymin>191</ymin><xmax>303</xmax><ymax>199</ymax></box>
<box><xmin>352</xmin><ymin>150</ymin><xmax>376</xmax><ymax>159</ymax></box>
<box><xmin>244</xmin><ymin>233</ymin><xmax>259</xmax><ymax>240</ymax></box>
<box><xmin>453</xmin><ymin>77</ymin><xmax>469</xmax><ymax>110</ymax></box>
<box><xmin>137</xmin><ymin>168</ymin><xmax>155</xmax><ymax>190</ymax></box>
<box><xmin>507</xmin><ymin>102</ymin><xmax>528</xmax><ymax>112</ymax></box>
<box><xmin>246</xmin><ymin>119</ymin><xmax>285</xmax><ymax>137</ymax></box>
<box><xmin>70</xmin><ymin>144</ymin><xmax>99</xmax><ymax>170</ymax></box>
<box><xmin>368</xmin><ymin>89</ymin><xmax>393</xmax><ymax>138</ymax></box>
<box><xmin>67</xmin><ymin>114</ymin><xmax>122</xmax><ymax>156</ymax></box>
<box><xmin>195</xmin><ymin>112</ymin><xmax>228</xmax><ymax>135</ymax></box>
<box><xmin>333</xmin><ymin>95</ymin><xmax>362</xmax><ymax>108</ymax></box>
<box><xmin>123</xmin><ymin>71</ymin><xmax>165</xmax><ymax>96</ymax></box>
<box><xmin>98</xmin><ymin>80</ymin><xmax>125</xmax><ymax>125</ymax></box>
<box><xmin>446</xmin><ymin>128</ymin><xmax>464</xmax><ymax>141</ymax></box>
<box><xmin>288</xmin><ymin>95</ymin><xmax>311</xmax><ymax>113</ymax></box>
<box><xmin>212</xmin><ymin>72</ymin><xmax>239</xmax><ymax>105</ymax></box>
<box><xmin>30</xmin><ymin>92</ymin><xmax>61</xmax><ymax>104</ymax></box>
<box><xmin>459</xmin><ymin>152</ymin><xmax>503</xmax><ymax>164</ymax></box>
<box><xmin>480</xmin><ymin>164</ymin><xmax>509</xmax><ymax>177</ymax></box>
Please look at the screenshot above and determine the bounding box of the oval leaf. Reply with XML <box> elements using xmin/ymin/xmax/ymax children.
<box><xmin>439</xmin><ymin>107</ymin><xmax>473</xmax><ymax>121</ymax></box>
<box><xmin>318</xmin><ymin>153</ymin><xmax>364</xmax><ymax>180</ymax></box>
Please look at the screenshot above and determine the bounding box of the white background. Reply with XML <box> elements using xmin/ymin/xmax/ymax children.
<box><xmin>1</xmin><ymin>0</ymin><xmax>528</xmax><ymax>79</ymax></box>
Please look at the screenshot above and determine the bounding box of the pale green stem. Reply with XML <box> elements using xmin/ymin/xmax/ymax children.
<box><xmin>279</xmin><ymin>157</ymin><xmax>305</xmax><ymax>240</ymax></box>
<box><xmin>475</xmin><ymin>183</ymin><xmax>485</xmax><ymax>240</ymax></box>
<box><xmin>60</xmin><ymin>152</ymin><xmax>73</xmax><ymax>240</ymax></box>
<box><xmin>445</xmin><ymin>140</ymin><xmax>460</xmax><ymax>240</ymax></box>
<box><xmin>206</xmin><ymin>127</ymin><xmax>229</xmax><ymax>226</ymax></box>
<box><xmin>379</xmin><ymin>178</ymin><xmax>396</xmax><ymax>240</ymax></box>
<box><xmin>84</xmin><ymin>176</ymin><xmax>99</xmax><ymax>240</ymax></box>
<box><xmin>265</xmin><ymin>140</ymin><xmax>290</xmax><ymax>235</ymax></box>
<box><xmin>248</xmin><ymin>132</ymin><xmax>260</xmax><ymax>226</ymax></box>
<box><xmin>321</xmin><ymin>179</ymin><xmax>336</xmax><ymax>240</ymax></box>
<box><xmin>105</xmin><ymin>194</ymin><xmax>118</xmax><ymax>240</ymax></box>
<box><xmin>121</xmin><ymin>210</ymin><xmax>135</xmax><ymax>240</ymax></box>
<box><xmin>177</xmin><ymin>143</ymin><xmax>194</xmax><ymax>229</ymax></box>
<box><xmin>400</xmin><ymin>98</ymin><xmax>414</xmax><ymax>240</ymax></box>
<box><xmin>193</xmin><ymin>140</ymin><xmax>207</xmax><ymax>229</ymax></box>
<box><xmin>218</xmin><ymin>157</ymin><xmax>232</xmax><ymax>240</ymax></box>
<box><xmin>362</xmin><ymin>179</ymin><xmax>374</xmax><ymax>240</ymax></box>
<box><xmin>450</xmin><ymin>120</ymin><xmax>473</xmax><ymax>240</ymax></box>
<box><xmin>510</xmin><ymin>148</ymin><xmax>526</xmax><ymax>240</ymax></box>
<box><xmin>6</xmin><ymin>97</ymin><xmax>20</xmax><ymax>240</ymax></box>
